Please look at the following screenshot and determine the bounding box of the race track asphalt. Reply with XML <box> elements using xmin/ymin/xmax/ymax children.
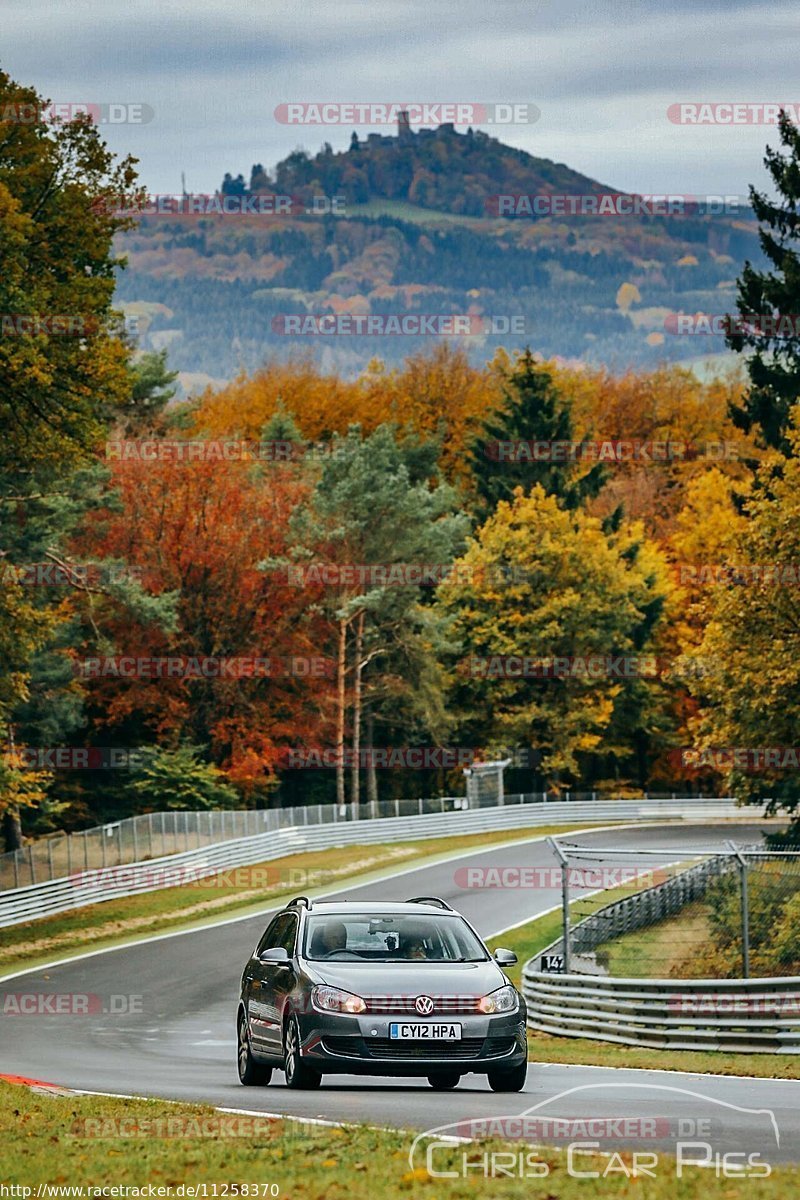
<box><xmin>2</xmin><ymin>821</ymin><xmax>798</xmax><ymax>1166</ymax></box>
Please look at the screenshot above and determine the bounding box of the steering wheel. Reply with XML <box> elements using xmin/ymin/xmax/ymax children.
<box><xmin>320</xmin><ymin>949</ymin><xmax>362</xmax><ymax>960</ymax></box>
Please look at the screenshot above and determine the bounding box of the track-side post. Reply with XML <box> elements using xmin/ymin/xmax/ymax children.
<box><xmin>728</xmin><ymin>841</ymin><xmax>750</xmax><ymax>979</ymax></box>
<box><xmin>548</xmin><ymin>836</ymin><xmax>571</xmax><ymax>974</ymax></box>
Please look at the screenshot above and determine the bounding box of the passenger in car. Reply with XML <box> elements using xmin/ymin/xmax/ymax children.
<box><xmin>401</xmin><ymin>933</ymin><xmax>429</xmax><ymax>960</ymax></box>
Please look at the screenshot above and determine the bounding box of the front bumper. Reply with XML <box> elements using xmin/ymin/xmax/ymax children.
<box><xmin>297</xmin><ymin>1010</ymin><xmax>528</xmax><ymax>1076</ymax></box>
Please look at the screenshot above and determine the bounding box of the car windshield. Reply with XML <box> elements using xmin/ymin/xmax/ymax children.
<box><xmin>303</xmin><ymin>912</ymin><xmax>488</xmax><ymax>962</ymax></box>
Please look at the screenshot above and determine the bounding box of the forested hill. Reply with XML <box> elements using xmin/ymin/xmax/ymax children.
<box><xmin>220</xmin><ymin>122</ymin><xmax>615</xmax><ymax>217</ymax></box>
<box><xmin>114</xmin><ymin>121</ymin><xmax>763</xmax><ymax>385</ymax></box>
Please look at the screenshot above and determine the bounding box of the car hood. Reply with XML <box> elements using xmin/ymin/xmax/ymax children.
<box><xmin>305</xmin><ymin>959</ymin><xmax>509</xmax><ymax>996</ymax></box>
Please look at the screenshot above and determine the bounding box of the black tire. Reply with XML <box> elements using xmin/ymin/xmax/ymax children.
<box><xmin>487</xmin><ymin>1060</ymin><xmax>528</xmax><ymax>1093</ymax></box>
<box><xmin>427</xmin><ymin>1072</ymin><xmax>460</xmax><ymax>1090</ymax></box>
<box><xmin>283</xmin><ymin>1015</ymin><xmax>322</xmax><ymax>1089</ymax></box>
<box><xmin>237</xmin><ymin>1010</ymin><xmax>272</xmax><ymax>1086</ymax></box>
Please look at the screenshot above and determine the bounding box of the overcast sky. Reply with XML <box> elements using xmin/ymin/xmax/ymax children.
<box><xmin>1</xmin><ymin>0</ymin><xmax>794</xmax><ymax>197</ymax></box>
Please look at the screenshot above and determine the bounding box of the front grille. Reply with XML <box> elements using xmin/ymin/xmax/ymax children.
<box><xmin>364</xmin><ymin>1038</ymin><xmax>486</xmax><ymax>1060</ymax></box>
<box><xmin>363</xmin><ymin>994</ymin><xmax>482</xmax><ymax>1015</ymax></box>
<box><xmin>321</xmin><ymin>1035</ymin><xmax>517</xmax><ymax>1061</ymax></box>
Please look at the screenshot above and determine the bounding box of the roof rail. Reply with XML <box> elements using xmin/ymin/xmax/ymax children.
<box><xmin>406</xmin><ymin>896</ymin><xmax>454</xmax><ymax>911</ymax></box>
<box><xmin>288</xmin><ymin>895</ymin><xmax>312</xmax><ymax>909</ymax></box>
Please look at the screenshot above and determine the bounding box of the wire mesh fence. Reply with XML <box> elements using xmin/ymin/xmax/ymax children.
<box><xmin>539</xmin><ymin>839</ymin><xmax>800</xmax><ymax>981</ymax></box>
<box><xmin>0</xmin><ymin>789</ymin><xmax>718</xmax><ymax>891</ymax></box>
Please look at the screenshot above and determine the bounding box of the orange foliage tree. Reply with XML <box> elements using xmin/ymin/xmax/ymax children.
<box><xmin>73</xmin><ymin>454</ymin><xmax>333</xmax><ymax>796</ymax></box>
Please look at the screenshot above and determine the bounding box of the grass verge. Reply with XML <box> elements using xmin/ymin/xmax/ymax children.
<box><xmin>0</xmin><ymin>1079</ymin><xmax>794</xmax><ymax>1195</ymax></box>
<box><xmin>597</xmin><ymin>901</ymin><xmax>712</xmax><ymax>977</ymax></box>
<box><xmin>0</xmin><ymin>822</ymin><xmax>622</xmax><ymax>978</ymax></box>
<box><xmin>524</xmin><ymin>1030</ymin><xmax>800</xmax><ymax>1080</ymax></box>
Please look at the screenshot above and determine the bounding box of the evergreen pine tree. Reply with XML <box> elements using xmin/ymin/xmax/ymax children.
<box><xmin>727</xmin><ymin>112</ymin><xmax>800</xmax><ymax>451</ymax></box>
<box><xmin>469</xmin><ymin>349</ymin><xmax>607</xmax><ymax>517</ymax></box>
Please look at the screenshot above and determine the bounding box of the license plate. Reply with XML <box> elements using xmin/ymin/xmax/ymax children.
<box><xmin>388</xmin><ymin>1022</ymin><xmax>462</xmax><ymax>1040</ymax></box>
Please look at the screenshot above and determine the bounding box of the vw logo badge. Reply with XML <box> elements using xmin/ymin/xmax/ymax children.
<box><xmin>415</xmin><ymin>994</ymin><xmax>434</xmax><ymax>1015</ymax></box>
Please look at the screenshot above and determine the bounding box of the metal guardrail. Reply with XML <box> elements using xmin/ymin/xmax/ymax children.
<box><xmin>521</xmin><ymin>970</ymin><xmax>800</xmax><ymax>1052</ymax></box>
<box><xmin>0</xmin><ymin>798</ymin><xmax>468</xmax><ymax>890</ymax></box>
<box><xmin>0</xmin><ymin>796</ymin><xmax>741</xmax><ymax>928</ymax></box>
<box><xmin>522</xmin><ymin>845</ymin><xmax>800</xmax><ymax>1052</ymax></box>
<box><xmin>0</xmin><ymin>790</ymin><xmax>724</xmax><ymax>890</ymax></box>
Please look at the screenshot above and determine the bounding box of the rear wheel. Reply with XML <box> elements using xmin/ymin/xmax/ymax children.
<box><xmin>283</xmin><ymin>1015</ymin><xmax>322</xmax><ymax>1089</ymax></box>
<box><xmin>427</xmin><ymin>1072</ymin><xmax>460</xmax><ymax>1090</ymax></box>
<box><xmin>237</xmin><ymin>1011</ymin><xmax>272</xmax><ymax>1086</ymax></box>
<box><xmin>487</xmin><ymin>1061</ymin><xmax>528</xmax><ymax>1093</ymax></box>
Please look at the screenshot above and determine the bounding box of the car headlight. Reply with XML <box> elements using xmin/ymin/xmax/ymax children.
<box><xmin>478</xmin><ymin>984</ymin><xmax>518</xmax><ymax>1014</ymax></box>
<box><xmin>312</xmin><ymin>985</ymin><xmax>366</xmax><ymax>1014</ymax></box>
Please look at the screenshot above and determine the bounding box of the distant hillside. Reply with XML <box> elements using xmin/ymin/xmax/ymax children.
<box><xmin>226</xmin><ymin>121</ymin><xmax>617</xmax><ymax>218</ymax></box>
<box><xmin>114</xmin><ymin>121</ymin><xmax>763</xmax><ymax>383</ymax></box>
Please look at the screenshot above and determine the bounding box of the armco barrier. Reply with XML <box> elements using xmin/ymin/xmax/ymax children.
<box><xmin>0</xmin><ymin>791</ymin><xmax>730</xmax><ymax>890</ymax></box>
<box><xmin>521</xmin><ymin>969</ymin><xmax>800</xmax><ymax>1052</ymax></box>
<box><xmin>0</xmin><ymin>796</ymin><xmax>742</xmax><ymax>928</ymax></box>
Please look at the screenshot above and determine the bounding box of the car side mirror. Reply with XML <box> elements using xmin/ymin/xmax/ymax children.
<box><xmin>493</xmin><ymin>948</ymin><xmax>517</xmax><ymax>965</ymax></box>
<box><xmin>259</xmin><ymin>946</ymin><xmax>291</xmax><ymax>964</ymax></box>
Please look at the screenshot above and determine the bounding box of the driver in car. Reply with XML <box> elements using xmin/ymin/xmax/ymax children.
<box><xmin>314</xmin><ymin>920</ymin><xmax>348</xmax><ymax>955</ymax></box>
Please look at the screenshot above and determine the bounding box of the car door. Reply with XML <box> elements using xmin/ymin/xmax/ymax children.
<box><xmin>251</xmin><ymin>913</ymin><xmax>299</xmax><ymax>1057</ymax></box>
<box><xmin>245</xmin><ymin>915</ymin><xmax>282</xmax><ymax>1054</ymax></box>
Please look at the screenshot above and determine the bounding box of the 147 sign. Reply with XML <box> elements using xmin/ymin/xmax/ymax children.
<box><xmin>540</xmin><ymin>953</ymin><xmax>564</xmax><ymax>972</ymax></box>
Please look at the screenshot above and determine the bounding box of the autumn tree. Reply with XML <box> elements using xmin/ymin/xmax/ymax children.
<box><xmin>74</xmin><ymin>453</ymin><xmax>324</xmax><ymax>804</ymax></box>
<box><xmin>274</xmin><ymin>424</ymin><xmax>469</xmax><ymax>807</ymax></box>
<box><xmin>436</xmin><ymin>485</ymin><xmax>673</xmax><ymax>789</ymax></box>
<box><xmin>0</xmin><ymin>69</ymin><xmax>141</xmax><ymax>846</ymax></box>
<box><xmin>686</xmin><ymin>414</ymin><xmax>800</xmax><ymax>829</ymax></box>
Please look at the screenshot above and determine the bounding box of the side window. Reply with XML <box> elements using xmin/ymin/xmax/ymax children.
<box><xmin>276</xmin><ymin>914</ymin><xmax>298</xmax><ymax>955</ymax></box>
<box><xmin>257</xmin><ymin>913</ymin><xmax>298</xmax><ymax>957</ymax></box>
<box><xmin>256</xmin><ymin>916</ymin><xmax>282</xmax><ymax>956</ymax></box>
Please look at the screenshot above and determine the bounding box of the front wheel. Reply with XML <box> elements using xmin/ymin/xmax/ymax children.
<box><xmin>237</xmin><ymin>1011</ymin><xmax>272</xmax><ymax>1086</ymax></box>
<box><xmin>427</xmin><ymin>1072</ymin><xmax>460</xmax><ymax>1090</ymax></box>
<box><xmin>487</xmin><ymin>1060</ymin><xmax>528</xmax><ymax>1093</ymax></box>
<box><xmin>283</xmin><ymin>1015</ymin><xmax>322</xmax><ymax>1089</ymax></box>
